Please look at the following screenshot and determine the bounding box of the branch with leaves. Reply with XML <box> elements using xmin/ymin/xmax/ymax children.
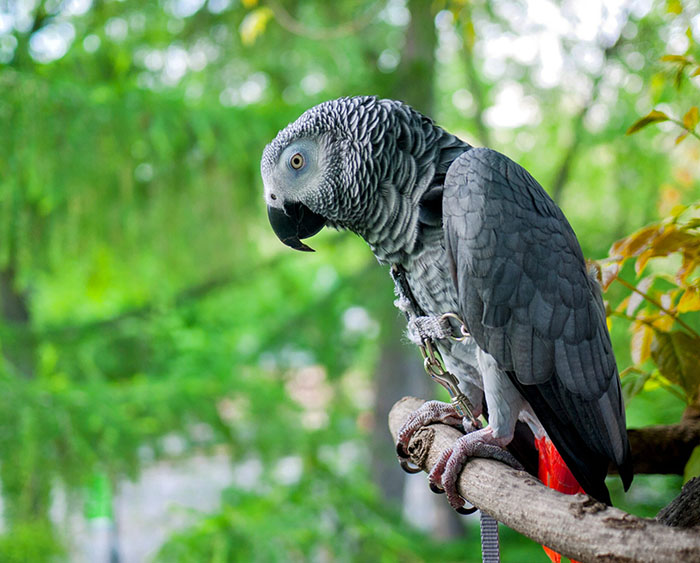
<box><xmin>594</xmin><ymin>48</ymin><xmax>700</xmax><ymax>478</ymax></box>
<box><xmin>592</xmin><ymin>206</ymin><xmax>700</xmax><ymax>479</ymax></box>
<box><xmin>627</xmin><ymin>106</ymin><xmax>700</xmax><ymax>144</ymax></box>
<box><xmin>239</xmin><ymin>0</ymin><xmax>385</xmax><ymax>45</ymax></box>
<box><xmin>626</xmin><ymin>53</ymin><xmax>700</xmax><ymax>144</ymax></box>
<box><xmin>389</xmin><ymin>397</ymin><xmax>700</xmax><ymax>563</ymax></box>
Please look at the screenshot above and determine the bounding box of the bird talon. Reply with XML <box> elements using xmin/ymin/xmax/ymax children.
<box><xmin>429</xmin><ymin>482</ymin><xmax>445</xmax><ymax>494</ymax></box>
<box><xmin>395</xmin><ymin>400</ymin><xmax>473</xmax><ymax>473</ymax></box>
<box><xmin>396</xmin><ymin>442</ymin><xmax>409</xmax><ymax>459</ymax></box>
<box><xmin>399</xmin><ymin>457</ymin><xmax>422</xmax><ymax>474</ymax></box>
<box><xmin>456</xmin><ymin>504</ymin><xmax>478</xmax><ymax>515</ymax></box>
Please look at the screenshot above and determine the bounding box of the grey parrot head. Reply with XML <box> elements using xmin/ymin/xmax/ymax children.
<box><xmin>261</xmin><ymin>96</ymin><xmax>385</xmax><ymax>252</ymax></box>
<box><xmin>261</xmin><ymin>96</ymin><xmax>468</xmax><ymax>260</ymax></box>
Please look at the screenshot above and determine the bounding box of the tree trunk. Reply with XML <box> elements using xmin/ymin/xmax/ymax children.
<box><xmin>393</xmin><ymin>0</ymin><xmax>437</xmax><ymax>115</ymax></box>
<box><xmin>369</xmin><ymin>0</ymin><xmax>465</xmax><ymax>540</ymax></box>
<box><xmin>0</xmin><ymin>264</ymin><xmax>35</xmax><ymax>378</ymax></box>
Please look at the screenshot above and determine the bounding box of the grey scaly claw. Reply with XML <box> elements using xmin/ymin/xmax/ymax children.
<box><xmin>429</xmin><ymin>427</ymin><xmax>524</xmax><ymax>514</ymax></box>
<box><xmin>395</xmin><ymin>400</ymin><xmax>466</xmax><ymax>473</ymax></box>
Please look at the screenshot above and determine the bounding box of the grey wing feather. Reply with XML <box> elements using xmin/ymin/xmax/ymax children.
<box><xmin>443</xmin><ymin>148</ymin><xmax>632</xmax><ymax>493</ymax></box>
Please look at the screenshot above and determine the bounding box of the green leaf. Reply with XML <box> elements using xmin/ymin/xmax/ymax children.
<box><xmin>684</xmin><ymin>445</ymin><xmax>700</xmax><ymax>483</ymax></box>
<box><xmin>626</xmin><ymin>110</ymin><xmax>670</xmax><ymax>135</ymax></box>
<box><xmin>239</xmin><ymin>7</ymin><xmax>274</xmax><ymax>46</ymax></box>
<box><xmin>651</xmin><ymin>331</ymin><xmax>700</xmax><ymax>403</ymax></box>
<box><xmin>677</xmin><ymin>286</ymin><xmax>700</xmax><ymax>313</ymax></box>
<box><xmin>463</xmin><ymin>20</ymin><xmax>476</xmax><ymax>50</ymax></box>
<box><xmin>683</xmin><ymin>106</ymin><xmax>699</xmax><ymax>130</ymax></box>
<box><xmin>620</xmin><ymin>370</ymin><xmax>652</xmax><ymax>403</ymax></box>
<box><xmin>675</xmin><ymin>67</ymin><xmax>685</xmax><ymax>89</ymax></box>
<box><xmin>666</xmin><ymin>0</ymin><xmax>682</xmax><ymax>14</ymax></box>
<box><xmin>661</xmin><ymin>54</ymin><xmax>689</xmax><ymax>63</ymax></box>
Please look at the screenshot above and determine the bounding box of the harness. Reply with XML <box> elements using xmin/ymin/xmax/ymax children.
<box><xmin>390</xmin><ymin>264</ymin><xmax>478</xmax><ymax>426</ymax></box>
<box><xmin>390</xmin><ymin>263</ymin><xmax>501</xmax><ymax>563</ymax></box>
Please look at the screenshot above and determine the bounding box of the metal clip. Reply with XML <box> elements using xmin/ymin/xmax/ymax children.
<box><xmin>419</xmin><ymin>340</ymin><xmax>478</xmax><ymax>427</ymax></box>
<box><xmin>439</xmin><ymin>312</ymin><xmax>470</xmax><ymax>342</ymax></box>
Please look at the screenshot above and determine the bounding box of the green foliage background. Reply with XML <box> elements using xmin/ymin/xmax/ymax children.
<box><xmin>0</xmin><ymin>0</ymin><xmax>699</xmax><ymax>561</ymax></box>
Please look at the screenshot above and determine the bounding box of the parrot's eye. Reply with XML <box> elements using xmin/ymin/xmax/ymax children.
<box><xmin>289</xmin><ymin>153</ymin><xmax>305</xmax><ymax>170</ymax></box>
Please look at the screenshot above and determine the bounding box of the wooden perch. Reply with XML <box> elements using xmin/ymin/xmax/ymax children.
<box><xmin>389</xmin><ymin>396</ymin><xmax>700</xmax><ymax>563</ymax></box>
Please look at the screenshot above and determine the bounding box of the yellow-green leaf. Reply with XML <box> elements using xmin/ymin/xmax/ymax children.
<box><xmin>633</xmin><ymin>225</ymin><xmax>700</xmax><ymax>275</ymax></box>
<box><xmin>240</xmin><ymin>7</ymin><xmax>273</xmax><ymax>46</ymax></box>
<box><xmin>675</xmin><ymin>68</ymin><xmax>685</xmax><ymax>89</ymax></box>
<box><xmin>651</xmin><ymin>331</ymin><xmax>700</xmax><ymax>403</ymax></box>
<box><xmin>616</xmin><ymin>296</ymin><xmax>630</xmax><ymax>314</ymax></box>
<box><xmin>609</xmin><ymin>224</ymin><xmax>661</xmax><ymax>259</ymax></box>
<box><xmin>678</xmin><ymin>249</ymin><xmax>700</xmax><ymax>283</ymax></box>
<box><xmin>678</xmin><ymin>286</ymin><xmax>700</xmax><ymax>313</ymax></box>
<box><xmin>671</xmin><ymin>204</ymin><xmax>689</xmax><ymax>218</ymax></box>
<box><xmin>676</xmin><ymin>132</ymin><xmax>688</xmax><ymax>145</ymax></box>
<box><xmin>599</xmin><ymin>260</ymin><xmax>620</xmax><ymax>291</ymax></box>
<box><xmin>684</xmin><ymin>446</ymin><xmax>700</xmax><ymax>483</ymax></box>
<box><xmin>635</xmin><ymin>247</ymin><xmax>654</xmax><ymax>274</ymax></box>
<box><xmin>627</xmin><ymin>276</ymin><xmax>653</xmax><ymax>316</ymax></box>
<box><xmin>631</xmin><ymin>321</ymin><xmax>654</xmax><ymax>364</ymax></box>
<box><xmin>666</xmin><ymin>0</ymin><xmax>682</xmax><ymax>14</ymax></box>
<box><xmin>661</xmin><ymin>54</ymin><xmax>689</xmax><ymax>63</ymax></box>
<box><xmin>652</xmin><ymin>314</ymin><xmax>676</xmax><ymax>332</ymax></box>
<box><xmin>683</xmin><ymin>106</ymin><xmax>699</xmax><ymax>130</ymax></box>
<box><xmin>463</xmin><ymin>20</ymin><xmax>475</xmax><ymax>50</ymax></box>
<box><xmin>626</xmin><ymin>110</ymin><xmax>670</xmax><ymax>135</ymax></box>
<box><xmin>692</xmin><ymin>67</ymin><xmax>700</xmax><ymax>77</ymax></box>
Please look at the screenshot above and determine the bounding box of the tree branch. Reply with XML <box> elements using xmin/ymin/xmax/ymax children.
<box><xmin>625</xmin><ymin>421</ymin><xmax>700</xmax><ymax>475</ymax></box>
<box><xmin>657</xmin><ymin>477</ymin><xmax>700</xmax><ymax>528</ymax></box>
<box><xmin>389</xmin><ymin>397</ymin><xmax>700</xmax><ymax>563</ymax></box>
<box><xmin>266</xmin><ymin>0</ymin><xmax>384</xmax><ymax>41</ymax></box>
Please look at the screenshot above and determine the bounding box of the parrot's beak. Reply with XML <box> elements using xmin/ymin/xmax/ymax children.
<box><xmin>267</xmin><ymin>201</ymin><xmax>326</xmax><ymax>252</ymax></box>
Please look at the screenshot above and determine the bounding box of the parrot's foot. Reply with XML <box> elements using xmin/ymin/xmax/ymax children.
<box><xmin>429</xmin><ymin>427</ymin><xmax>524</xmax><ymax>514</ymax></box>
<box><xmin>396</xmin><ymin>400</ymin><xmax>480</xmax><ymax>474</ymax></box>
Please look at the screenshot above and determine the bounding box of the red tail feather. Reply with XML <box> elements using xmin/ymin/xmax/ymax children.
<box><xmin>535</xmin><ymin>436</ymin><xmax>584</xmax><ymax>563</ymax></box>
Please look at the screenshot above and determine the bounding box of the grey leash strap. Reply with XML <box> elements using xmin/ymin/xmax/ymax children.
<box><xmin>390</xmin><ymin>264</ymin><xmax>501</xmax><ymax>563</ymax></box>
<box><xmin>480</xmin><ymin>512</ymin><xmax>500</xmax><ymax>563</ymax></box>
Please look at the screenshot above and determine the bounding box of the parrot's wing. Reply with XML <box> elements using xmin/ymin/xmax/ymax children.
<box><xmin>443</xmin><ymin>148</ymin><xmax>632</xmax><ymax>502</ymax></box>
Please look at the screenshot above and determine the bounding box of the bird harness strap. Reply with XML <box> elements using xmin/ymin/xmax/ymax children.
<box><xmin>390</xmin><ymin>263</ymin><xmax>501</xmax><ymax>563</ymax></box>
<box><xmin>390</xmin><ymin>265</ymin><xmax>478</xmax><ymax>427</ymax></box>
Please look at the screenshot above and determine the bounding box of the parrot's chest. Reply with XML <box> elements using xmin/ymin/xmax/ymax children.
<box><xmin>403</xmin><ymin>244</ymin><xmax>458</xmax><ymax>318</ymax></box>
<box><xmin>398</xmin><ymin>242</ymin><xmax>484</xmax><ymax>397</ymax></box>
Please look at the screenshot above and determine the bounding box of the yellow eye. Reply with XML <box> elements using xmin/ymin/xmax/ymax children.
<box><xmin>290</xmin><ymin>153</ymin><xmax>304</xmax><ymax>170</ymax></box>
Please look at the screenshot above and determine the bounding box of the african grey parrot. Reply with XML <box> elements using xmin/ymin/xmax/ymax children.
<box><xmin>260</xmin><ymin>96</ymin><xmax>633</xmax><ymax>512</ymax></box>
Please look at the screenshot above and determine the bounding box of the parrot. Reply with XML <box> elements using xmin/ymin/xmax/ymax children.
<box><xmin>260</xmin><ymin>96</ymin><xmax>633</xmax><ymax>530</ymax></box>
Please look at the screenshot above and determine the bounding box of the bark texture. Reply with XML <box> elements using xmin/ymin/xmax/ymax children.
<box><xmin>389</xmin><ymin>396</ymin><xmax>700</xmax><ymax>563</ymax></box>
<box><xmin>656</xmin><ymin>477</ymin><xmax>700</xmax><ymax>528</ymax></box>
<box><xmin>624</xmin><ymin>422</ymin><xmax>700</xmax><ymax>475</ymax></box>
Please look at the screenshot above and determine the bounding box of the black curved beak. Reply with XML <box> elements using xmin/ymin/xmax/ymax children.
<box><xmin>267</xmin><ymin>201</ymin><xmax>326</xmax><ymax>252</ymax></box>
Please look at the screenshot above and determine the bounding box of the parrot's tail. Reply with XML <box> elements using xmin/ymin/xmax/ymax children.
<box><xmin>535</xmin><ymin>435</ymin><xmax>584</xmax><ymax>563</ymax></box>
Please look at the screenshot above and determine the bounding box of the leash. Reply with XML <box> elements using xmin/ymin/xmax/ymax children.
<box><xmin>391</xmin><ymin>264</ymin><xmax>500</xmax><ymax>563</ymax></box>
